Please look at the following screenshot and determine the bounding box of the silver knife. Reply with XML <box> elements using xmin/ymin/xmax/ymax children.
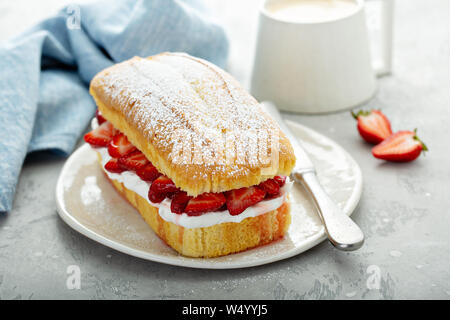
<box><xmin>261</xmin><ymin>102</ymin><xmax>364</xmax><ymax>251</ymax></box>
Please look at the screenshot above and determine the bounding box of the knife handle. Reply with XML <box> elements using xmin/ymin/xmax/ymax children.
<box><xmin>292</xmin><ymin>171</ymin><xmax>364</xmax><ymax>251</ymax></box>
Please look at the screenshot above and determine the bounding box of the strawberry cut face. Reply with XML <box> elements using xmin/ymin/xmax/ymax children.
<box><xmin>84</xmin><ymin>121</ymin><xmax>115</xmax><ymax>147</ymax></box>
<box><xmin>150</xmin><ymin>175</ymin><xmax>179</xmax><ymax>194</ymax></box>
<box><xmin>352</xmin><ymin>110</ymin><xmax>392</xmax><ymax>144</ymax></box>
<box><xmin>184</xmin><ymin>193</ymin><xmax>226</xmax><ymax>216</ymax></box>
<box><xmin>171</xmin><ymin>191</ymin><xmax>193</xmax><ymax>214</ymax></box>
<box><xmin>108</xmin><ymin>133</ymin><xmax>137</xmax><ymax>158</ymax></box>
<box><xmin>136</xmin><ymin>163</ymin><xmax>161</xmax><ymax>182</ymax></box>
<box><xmin>258</xmin><ymin>178</ymin><xmax>280</xmax><ymax>196</ymax></box>
<box><xmin>225</xmin><ymin>186</ymin><xmax>266</xmax><ymax>216</ymax></box>
<box><xmin>104</xmin><ymin>158</ymin><xmax>126</xmax><ymax>173</ymax></box>
<box><xmin>372</xmin><ymin>130</ymin><xmax>427</xmax><ymax>162</ymax></box>
<box><xmin>148</xmin><ymin>175</ymin><xmax>179</xmax><ymax>203</ymax></box>
<box><xmin>118</xmin><ymin>151</ymin><xmax>149</xmax><ymax>171</ymax></box>
<box><xmin>274</xmin><ymin>176</ymin><xmax>287</xmax><ymax>187</ymax></box>
<box><xmin>148</xmin><ymin>188</ymin><xmax>167</xmax><ymax>203</ymax></box>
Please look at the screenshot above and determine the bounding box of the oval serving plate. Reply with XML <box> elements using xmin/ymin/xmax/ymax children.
<box><xmin>56</xmin><ymin>121</ymin><xmax>362</xmax><ymax>269</ymax></box>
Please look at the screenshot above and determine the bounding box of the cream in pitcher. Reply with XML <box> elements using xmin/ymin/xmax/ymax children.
<box><xmin>266</xmin><ymin>0</ymin><xmax>359</xmax><ymax>23</ymax></box>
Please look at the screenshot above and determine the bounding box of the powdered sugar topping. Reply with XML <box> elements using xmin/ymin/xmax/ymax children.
<box><xmin>96</xmin><ymin>53</ymin><xmax>281</xmax><ymax>180</ymax></box>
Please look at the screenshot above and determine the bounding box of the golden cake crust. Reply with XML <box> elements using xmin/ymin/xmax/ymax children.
<box><xmin>99</xmin><ymin>156</ymin><xmax>291</xmax><ymax>258</ymax></box>
<box><xmin>90</xmin><ymin>52</ymin><xmax>295</xmax><ymax>196</ymax></box>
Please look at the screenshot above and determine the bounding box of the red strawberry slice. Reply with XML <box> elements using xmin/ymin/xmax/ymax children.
<box><xmin>352</xmin><ymin>110</ymin><xmax>392</xmax><ymax>144</ymax></box>
<box><xmin>104</xmin><ymin>158</ymin><xmax>126</xmax><ymax>173</ymax></box>
<box><xmin>170</xmin><ymin>192</ymin><xmax>193</xmax><ymax>214</ymax></box>
<box><xmin>225</xmin><ymin>186</ymin><xmax>266</xmax><ymax>216</ymax></box>
<box><xmin>150</xmin><ymin>175</ymin><xmax>179</xmax><ymax>194</ymax></box>
<box><xmin>167</xmin><ymin>192</ymin><xmax>177</xmax><ymax>199</ymax></box>
<box><xmin>258</xmin><ymin>179</ymin><xmax>280</xmax><ymax>196</ymax></box>
<box><xmin>84</xmin><ymin>121</ymin><xmax>114</xmax><ymax>147</ymax></box>
<box><xmin>136</xmin><ymin>163</ymin><xmax>161</xmax><ymax>182</ymax></box>
<box><xmin>96</xmin><ymin>109</ymin><xmax>107</xmax><ymax>125</ymax></box>
<box><xmin>274</xmin><ymin>176</ymin><xmax>287</xmax><ymax>187</ymax></box>
<box><xmin>184</xmin><ymin>193</ymin><xmax>226</xmax><ymax>216</ymax></box>
<box><xmin>372</xmin><ymin>130</ymin><xmax>428</xmax><ymax>162</ymax></box>
<box><xmin>148</xmin><ymin>188</ymin><xmax>167</xmax><ymax>203</ymax></box>
<box><xmin>118</xmin><ymin>151</ymin><xmax>149</xmax><ymax>171</ymax></box>
<box><xmin>148</xmin><ymin>175</ymin><xmax>179</xmax><ymax>203</ymax></box>
<box><xmin>108</xmin><ymin>133</ymin><xmax>136</xmax><ymax>158</ymax></box>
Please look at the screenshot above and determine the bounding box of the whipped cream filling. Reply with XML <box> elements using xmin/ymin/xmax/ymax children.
<box><xmin>96</xmin><ymin>147</ymin><xmax>292</xmax><ymax>228</ymax></box>
<box><xmin>91</xmin><ymin>112</ymin><xmax>292</xmax><ymax>228</ymax></box>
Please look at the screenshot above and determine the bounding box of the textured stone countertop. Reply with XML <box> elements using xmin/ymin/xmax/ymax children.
<box><xmin>0</xmin><ymin>0</ymin><xmax>449</xmax><ymax>299</ymax></box>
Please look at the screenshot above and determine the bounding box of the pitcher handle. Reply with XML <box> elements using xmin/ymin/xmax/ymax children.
<box><xmin>372</xmin><ymin>0</ymin><xmax>395</xmax><ymax>77</ymax></box>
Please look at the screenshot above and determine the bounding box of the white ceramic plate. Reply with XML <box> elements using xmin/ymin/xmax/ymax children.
<box><xmin>56</xmin><ymin>121</ymin><xmax>362</xmax><ymax>269</ymax></box>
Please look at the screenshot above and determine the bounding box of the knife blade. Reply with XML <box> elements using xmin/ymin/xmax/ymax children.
<box><xmin>261</xmin><ymin>102</ymin><xmax>364</xmax><ymax>251</ymax></box>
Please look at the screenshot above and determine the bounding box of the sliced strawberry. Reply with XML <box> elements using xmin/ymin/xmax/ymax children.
<box><xmin>274</xmin><ymin>176</ymin><xmax>287</xmax><ymax>187</ymax></box>
<box><xmin>104</xmin><ymin>158</ymin><xmax>126</xmax><ymax>173</ymax></box>
<box><xmin>150</xmin><ymin>175</ymin><xmax>179</xmax><ymax>194</ymax></box>
<box><xmin>352</xmin><ymin>109</ymin><xmax>392</xmax><ymax>144</ymax></box>
<box><xmin>96</xmin><ymin>109</ymin><xmax>107</xmax><ymax>125</ymax></box>
<box><xmin>258</xmin><ymin>179</ymin><xmax>280</xmax><ymax>196</ymax></box>
<box><xmin>372</xmin><ymin>130</ymin><xmax>428</xmax><ymax>162</ymax></box>
<box><xmin>136</xmin><ymin>163</ymin><xmax>161</xmax><ymax>182</ymax></box>
<box><xmin>171</xmin><ymin>192</ymin><xmax>193</xmax><ymax>214</ymax></box>
<box><xmin>108</xmin><ymin>133</ymin><xmax>136</xmax><ymax>158</ymax></box>
<box><xmin>184</xmin><ymin>193</ymin><xmax>226</xmax><ymax>216</ymax></box>
<box><xmin>148</xmin><ymin>188</ymin><xmax>167</xmax><ymax>203</ymax></box>
<box><xmin>225</xmin><ymin>186</ymin><xmax>266</xmax><ymax>216</ymax></box>
<box><xmin>118</xmin><ymin>150</ymin><xmax>149</xmax><ymax>171</ymax></box>
<box><xmin>167</xmin><ymin>192</ymin><xmax>177</xmax><ymax>199</ymax></box>
<box><xmin>84</xmin><ymin>121</ymin><xmax>114</xmax><ymax>147</ymax></box>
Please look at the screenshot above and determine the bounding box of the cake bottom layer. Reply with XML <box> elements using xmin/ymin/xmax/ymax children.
<box><xmin>101</xmin><ymin>161</ymin><xmax>291</xmax><ymax>258</ymax></box>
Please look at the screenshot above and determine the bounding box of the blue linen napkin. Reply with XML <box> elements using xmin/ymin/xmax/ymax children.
<box><xmin>0</xmin><ymin>0</ymin><xmax>228</xmax><ymax>212</ymax></box>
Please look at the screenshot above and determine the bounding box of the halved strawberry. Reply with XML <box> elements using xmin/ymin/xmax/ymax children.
<box><xmin>274</xmin><ymin>176</ymin><xmax>287</xmax><ymax>187</ymax></box>
<box><xmin>352</xmin><ymin>109</ymin><xmax>392</xmax><ymax>144</ymax></box>
<box><xmin>84</xmin><ymin>121</ymin><xmax>114</xmax><ymax>147</ymax></box>
<box><xmin>96</xmin><ymin>109</ymin><xmax>106</xmax><ymax>125</ymax></box>
<box><xmin>148</xmin><ymin>175</ymin><xmax>179</xmax><ymax>203</ymax></box>
<box><xmin>136</xmin><ymin>163</ymin><xmax>161</xmax><ymax>182</ymax></box>
<box><xmin>184</xmin><ymin>193</ymin><xmax>226</xmax><ymax>216</ymax></box>
<box><xmin>108</xmin><ymin>133</ymin><xmax>136</xmax><ymax>158</ymax></box>
<box><xmin>150</xmin><ymin>175</ymin><xmax>179</xmax><ymax>194</ymax></box>
<box><xmin>167</xmin><ymin>192</ymin><xmax>177</xmax><ymax>199</ymax></box>
<box><xmin>372</xmin><ymin>130</ymin><xmax>428</xmax><ymax>162</ymax></box>
<box><xmin>118</xmin><ymin>151</ymin><xmax>148</xmax><ymax>171</ymax></box>
<box><xmin>258</xmin><ymin>179</ymin><xmax>280</xmax><ymax>196</ymax></box>
<box><xmin>104</xmin><ymin>158</ymin><xmax>126</xmax><ymax>173</ymax></box>
<box><xmin>171</xmin><ymin>192</ymin><xmax>193</xmax><ymax>214</ymax></box>
<box><xmin>148</xmin><ymin>188</ymin><xmax>167</xmax><ymax>203</ymax></box>
<box><xmin>225</xmin><ymin>186</ymin><xmax>266</xmax><ymax>216</ymax></box>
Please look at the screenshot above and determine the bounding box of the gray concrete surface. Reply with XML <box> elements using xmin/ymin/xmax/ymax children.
<box><xmin>0</xmin><ymin>0</ymin><xmax>449</xmax><ymax>299</ymax></box>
